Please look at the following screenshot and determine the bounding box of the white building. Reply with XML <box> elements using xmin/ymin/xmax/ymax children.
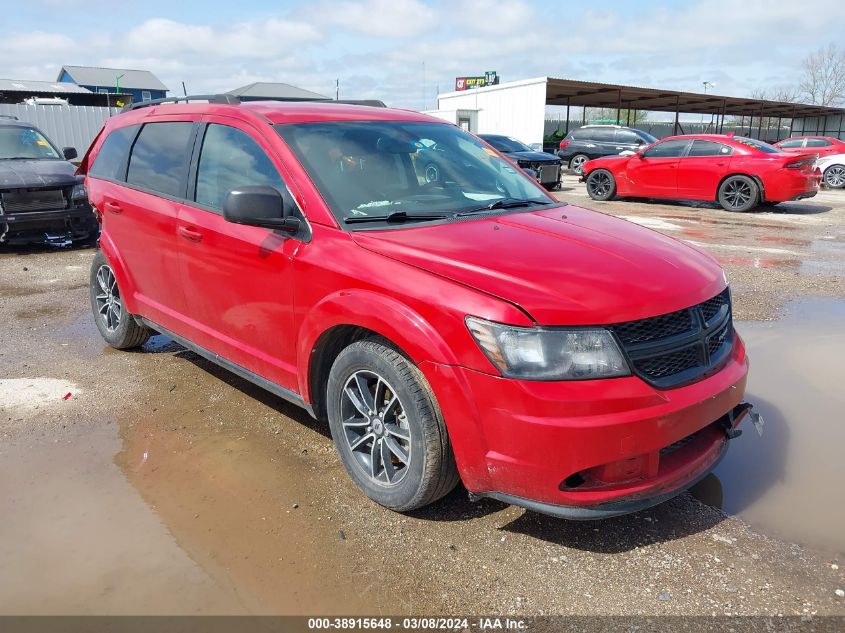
<box><xmin>425</xmin><ymin>77</ymin><xmax>548</xmax><ymax>145</ymax></box>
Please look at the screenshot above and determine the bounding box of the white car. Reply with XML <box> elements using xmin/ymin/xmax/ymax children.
<box><xmin>817</xmin><ymin>153</ymin><xmax>845</xmax><ymax>189</ymax></box>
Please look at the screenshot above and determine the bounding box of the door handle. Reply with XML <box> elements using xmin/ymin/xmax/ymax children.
<box><xmin>104</xmin><ymin>201</ymin><xmax>122</xmax><ymax>214</ymax></box>
<box><xmin>716</xmin><ymin>161</ymin><xmax>727</xmax><ymax>166</ymax></box>
<box><xmin>178</xmin><ymin>226</ymin><xmax>203</xmax><ymax>242</ymax></box>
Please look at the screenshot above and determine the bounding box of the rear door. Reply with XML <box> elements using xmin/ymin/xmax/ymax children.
<box><xmin>614</xmin><ymin>129</ymin><xmax>645</xmax><ymax>154</ymax></box>
<box><xmin>676</xmin><ymin>139</ymin><xmax>733</xmax><ymax>199</ymax></box>
<box><xmin>624</xmin><ymin>139</ymin><xmax>690</xmax><ymax>197</ymax></box>
<box><xmin>175</xmin><ymin>117</ymin><xmax>304</xmax><ymax>391</ymax></box>
<box><xmin>590</xmin><ymin>128</ymin><xmax>617</xmax><ymax>157</ymax></box>
<box><xmin>98</xmin><ymin>117</ymin><xmax>197</xmax><ymax>330</ymax></box>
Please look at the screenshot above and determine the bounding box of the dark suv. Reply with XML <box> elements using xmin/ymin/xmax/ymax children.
<box><xmin>0</xmin><ymin>116</ymin><xmax>96</xmax><ymax>246</ymax></box>
<box><xmin>558</xmin><ymin>125</ymin><xmax>658</xmax><ymax>175</ymax></box>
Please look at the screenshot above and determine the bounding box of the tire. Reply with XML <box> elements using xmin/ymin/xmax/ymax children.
<box><xmin>717</xmin><ymin>175</ymin><xmax>759</xmax><ymax>212</ymax></box>
<box><xmin>326</xmin><ymin>337</ymin><xmax>459</xmax><ymax>512</ymax></box>
<box><xmin>89</xmin><ymin>250</ymin><xmax>151</xmax><ymax>349</ymax></box>
<box><xmin>585</xmin><ymin>169</ymin><xmax>617</xmax><ymax>201</ymax></box>
<box><xmin>823</xmin><ymin>164</ymin><xmax>845</xmax><ymax>189</ymax></box>
<box><xmin>568</xmin><ymin>153</ymin><xmax>589</xmax><ymax>175</ymax></box>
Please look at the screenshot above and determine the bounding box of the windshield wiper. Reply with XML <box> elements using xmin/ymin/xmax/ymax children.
<box><xmin>344</xmin><ymin>211</ymin><xmax>448</xmax><ymax>225</ymax></box>
<box><xmin>458</xmin><ymin>198</ymin><xmax>553</xmax><ymax>215</ymax></box>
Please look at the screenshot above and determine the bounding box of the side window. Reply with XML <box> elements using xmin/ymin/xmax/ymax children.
<box><xmin>590</xmin><ymin>128</ymin><xmax>614</xmax><ymax>142</ymax></box>
<box><xmin>126</xmin><ymin>122</ymin><xmax>194</xmax><ymax>197</ymax></box>
<box><xmin>89</xmin><ymin>125</ymin><xmax>139</xmax><ymax>181</ymax></box>
<box><xmin>806</xmin><ymin>138</ymin><xmax>832</xmax><ymax>147</ymax></box>
<box><xmin>688</xmin><ymin>140</ymin><xmax>732</xmax><ymax>157</ymax></box>
<box><xmin>642</xmin><ymin>140</ymin><xmax>689</xmax><ymax>158</ymax></box>
<box><xmin>195</xmin><ymin>124</ymin><xmax>285</xmax><ymax>211</ymax></box>
<box><xmin>778</xmin><ymin>138</ymin><xmax>804</xmax><ymax>148</ymax></box>
<box><xmin>615</xmin><ymin>130</ymin><xmax>640</xmax><ymax>144</ymax></box>
<box><xmin>141</xmin><ymin>91</ymin><xmax>152</xmax><ymax>102</ymax></box>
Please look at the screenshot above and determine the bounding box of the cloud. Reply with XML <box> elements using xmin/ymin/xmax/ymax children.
<box><xmin>311</xmin><ymin>0</ymin><xmax>437</xmax><ymax>38</ymax></box>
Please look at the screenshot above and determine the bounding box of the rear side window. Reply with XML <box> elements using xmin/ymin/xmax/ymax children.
<box><xmin>588</xmin><ymin>128</ymin><xmax>614</xmax><ymax>142</ymax></box>
<box><xmin>806</xmin><ymin>138</ymin><xmax>832</xmax><ymax>147</ymax></box>
<box><xmin>643</xmin><ymin>140</ymin><xmax>689</xmax><ymax>158</ymax></box>
<box><xmin>615</xmin><ymin>130</ymin><xmax>641</xmax><ymax>144</ymax></box>
<box><xmin>126</xmin><ymin>122</ymin><xmax>194</xmax><ymax>197</ymax></box>
<box><xmin>195</xmin><ymin>124</ymin><xmax>285</xmax><ymax>211</ymax></box>
<box><xmin>688</xmin><ymin>140</ymin><xmax>732</xmax><ymax>157</ymax></box>
<box><xmin>778</xmin><ymin>138</ymin><xmax>804</xmax><ymax>149</ymax></box>
<box><xmin>89</xmin><ymin>125</ymin><xmax>138</xmax><ymax>181</ymax></box>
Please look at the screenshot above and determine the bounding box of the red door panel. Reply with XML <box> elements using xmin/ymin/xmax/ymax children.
<box><xmin>625</xmin><ymin>157</ymin><xmax>679</xmax><ymax>197</ymax></box>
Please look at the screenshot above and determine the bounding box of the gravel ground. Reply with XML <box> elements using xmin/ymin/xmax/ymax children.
<box><xmin>1</xmin><ymin>184</ymin><xmax>844</xmax><ymax>617</ymax></box>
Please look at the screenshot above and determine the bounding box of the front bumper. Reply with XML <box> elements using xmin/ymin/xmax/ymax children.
<box><xmin>421</xmin><ymin>336</ymin><xmax>749</xmax><ymax>518</ymax></box>
<box><xmin>0</xmin><ymin>206</ymin><xmax>97</xmax><ymax>245</ymax></box>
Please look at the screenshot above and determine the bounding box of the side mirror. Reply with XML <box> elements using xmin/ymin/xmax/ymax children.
<box><xmin>62</xmin><ymin>147</ymin><xmax>78</xmax><ymax>160</ymax></box>
<box><xmin>223</xmin><ymin>186</ymin><xmax>301</xmax><ymax>233</ymax></box>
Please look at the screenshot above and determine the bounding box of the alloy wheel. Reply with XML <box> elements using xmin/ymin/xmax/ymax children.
<box><xmin>569</xmin><ymin>155</ymin><xmax>587</xmax><ymax>174</ymax></box>
<box><xmin>94</xmin><ymin>264</ymin><xmax>122</xmax><ymax>332</ymax></box>
<box><xmin>340</xmin><ymin>370</ymin><xmax>412</xmax><ymax>486</ymax></box>
<box><xmin>722</xmin><ymin>178</ymin><xmax>753</xmax><ymax>210</ymax></box>
<box><xmin>587</xmin><ymin>171</ymin><xmax>612</xmax><ymax>197</ymax></box>
<box><xmin>825</xmin><ymin>165</ymin><xmax>845</xmax><ymax>188</ymax></box>
<box><xmin>424</xmin><ymin>163</ymin><xmax>440</xmax><ymax>183</ymax></box>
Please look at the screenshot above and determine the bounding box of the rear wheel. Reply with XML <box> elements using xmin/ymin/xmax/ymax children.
<box><xmin>585</xmin><ymin>169</ymin><xmax>617</xmax><ymax>201</ymax></box>
<box><xmin>824</xmin><ymin>164</ymin><xmax>845</xmax><ymax>189</ymax></box>
<box><xmin>89</xmin><ymin>250</ymin><xmax>151</xmax><ymax>349</ymax></box>
<box><xmin>718</xmin><ymin>175</ymin><xmax>759</xmax><ymax>212</ymax></box>
<box><xmin>326</xmin><ymin>338</ymin><xmax>459</xmax><ymax>512</ymax></box>
<box><xmin>569</xmin><ymin>153</ymin><xmax>589</xmax><ymax>175</ymax></box>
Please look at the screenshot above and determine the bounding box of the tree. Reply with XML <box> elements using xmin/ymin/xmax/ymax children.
<box><xmin>799</xmin><ymin>43</ymin><xmax>845</xmax><ymax>106</ymax></box>
<box><xmin>589</xmin><ymin>107</ymin><xmax>649</xmax><ymax>125</ymax></box>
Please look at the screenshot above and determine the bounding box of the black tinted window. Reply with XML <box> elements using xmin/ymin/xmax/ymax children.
<box><xmin>643</xmin><ymin>140</ymin><xmax>689</xmax><ymax>158</ymax></box>
<box><xmin>688</xmin><ymin>140</ymin><xmax>732</xmax><ymax>157</ymax></box>
<box><xmin>127</xmin><ymin>122</ymin><xmax>193</xmax><ymax>197</ymax></box>
<box><xmin>806</xmin><ymin>138</ymin><xmax>832</xmax><ymax>147</ymax></box>
<box><xmin>778</xmin><ymin>138</ymin><xmax>804</xmax><ymax>148</ymax></box>
<box><xmin>195</xmin><ymin>124</ymin><xmax>285</xmax><ymax>211</ymax></box>
<box><xmin>587</xmin><ymin>128</ymin><xmax>614</xmax><ymax>142</ymax></box>
<box><xmin>615</xmin><ymin>130</ymin><xmax>641</xmax><ymax>144</ymax></box>
<box><xmin>89</xmin><ymin>125</ymin><xmax>138</xmax><ymax>181</ymax></box>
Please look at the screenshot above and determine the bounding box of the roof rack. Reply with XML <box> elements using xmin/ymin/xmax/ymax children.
<box><xmin>122</xmin><ymin>94</ymin><xmax>388</xmax><ymax>113</ymax></box>
<box><xmin>122</xmin><ymin>94</ymin><xmax>240</xmax><ymax>112</ymax></box>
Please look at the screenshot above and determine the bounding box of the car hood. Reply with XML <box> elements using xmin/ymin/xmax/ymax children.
<box><xmin>0</xmin><ymin>159</ymin><xmax>80</xmax><ymax>188</ymax></box>
<box><xmin>351</xmin><ymin>204</ymin><xmax>726</xmax><ymax>325</ymax></box>
<box><xmin>504</xmin><ymin>150</ymin><xmax>559</xmax><ymax>163</ymax></box>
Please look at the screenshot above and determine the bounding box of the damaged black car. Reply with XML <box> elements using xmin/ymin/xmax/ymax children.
<box><xmin>0</xmin><ymin>116</ymin><xmax>97</xmax><ymax>246</ymax></box>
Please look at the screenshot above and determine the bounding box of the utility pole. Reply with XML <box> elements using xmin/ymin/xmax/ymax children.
<box><xmin>701</xmin><ymin>81</ymin><xmax>715</xmax><ymax>129</ymax></box>
<box><xmin>336</xmin><ymin>79</ymin><xmax>339</xmax><ymax>101</ymax></box>
<box><xmin>181</xmin><ymin>81</ymin><xmax>187</xmax><ymax>97</ymax></box>
<box><xmin>422</xmin><ymin>62</ymin><xmax>426</xmax><ymax>111</ymax></box>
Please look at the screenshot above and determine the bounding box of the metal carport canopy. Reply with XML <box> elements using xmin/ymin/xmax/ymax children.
<box><xmin>545</xmin><ymin>77</ymin><xmax>845</xmax><ymax>119</ymax></box>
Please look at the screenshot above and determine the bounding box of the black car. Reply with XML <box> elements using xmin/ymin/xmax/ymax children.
<box><xmin>557</xmin><ymin>125</ymin><xmax>658</xmax><ymax>175</ymax></box>
<box><xmin>479</xmin><ymin>134</ymin><xmax>562</xmax><ymax>190</ymax></box>
<box><xmin>0</xmin><ymin>116</ymin><xmax>97</xmax><ymax>246</ymax></box>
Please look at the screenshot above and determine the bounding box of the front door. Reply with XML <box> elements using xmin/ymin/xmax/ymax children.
<box><xmin>625</xmin><ymin>139</ymin><xmax>691</xmax><ymax>197</ymax></box>
<box><xmin>176</xmin><ymin>119</ymin><xmax>304</xmax><ymax>392</ymax></box>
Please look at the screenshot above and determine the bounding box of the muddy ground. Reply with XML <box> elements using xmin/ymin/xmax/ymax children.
<box><xmin>1</xmin><ymin>181</ymin><xmax>844</xmax><ymax>616</ymax></box>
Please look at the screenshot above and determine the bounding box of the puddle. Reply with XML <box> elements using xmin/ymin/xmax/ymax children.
<box><xmin>690</xmin><ymin>297</ymin><xmax>845</xmax><ymax>555</ymax></box>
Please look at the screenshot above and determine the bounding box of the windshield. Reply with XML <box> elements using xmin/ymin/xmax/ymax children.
<box><xmin>0</xmin><ymin>126</ymin><xmax>61</xmax><ymax>160</ymax></box>
<box><xmin>276</xmin><ymin>121</ymin><xmax>553</xmax><ymax>227</ymax></box>
<box><xmin>734</xmin><ymin>137</ymin><xmax>781</xmax><ymax>154</ymax></box>
<box><xmin>482</xmin><ymin>135</ymin><xmax>533</xmax><ymax>153</ymax></box>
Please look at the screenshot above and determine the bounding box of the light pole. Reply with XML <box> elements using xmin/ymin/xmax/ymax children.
<box><xmin>701</xmin><ymin>81</ymin><xmax>715</xmax><ymax>129</ymax></box>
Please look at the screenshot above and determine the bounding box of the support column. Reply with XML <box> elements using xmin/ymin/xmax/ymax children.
<box><xmin>565</xmin><ymin>97</ymin><xmax>571</xmax><ymax>135</ymax></box>
<box><xmin>673</xmin><ymin>96</ymin><xmax>680</xmax><ymax>135</ymax></box>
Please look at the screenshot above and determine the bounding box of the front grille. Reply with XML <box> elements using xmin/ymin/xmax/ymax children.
<box><xmin>1</xmin><ymin>188</ymin><xmax>67</xmax><ymax>214</ymax></box>
<box><xmin>610</xmin><ymin>288</ymin><xmax>733</xmax><ymax>389</ymax></box>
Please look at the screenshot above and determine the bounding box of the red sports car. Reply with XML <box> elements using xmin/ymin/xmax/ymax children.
<box><xmin>581</xmin><ymin>134</ymin><xmax>821</xmax><ymax>212</ymax></box>
<box><xmin>773</xmin><ymin>135</ymin><xmax>845</xmax><ymax>157</ymax></box>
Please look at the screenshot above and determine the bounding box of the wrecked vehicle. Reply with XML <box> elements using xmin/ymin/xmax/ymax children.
<box><xmin>81</xmin><ymin>96</ymin><xmax>754</xmax><ymax>520</ymax></box>
<box><xmin>0</xmin><ymin>115</ymin><xmax>97</xmax><ymax>246</ymax></box>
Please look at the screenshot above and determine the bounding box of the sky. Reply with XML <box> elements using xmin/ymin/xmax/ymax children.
<box><xmin>2</xmin><ymin>0</ymin><xmax>841</xmax><ymax>110</ymax></box>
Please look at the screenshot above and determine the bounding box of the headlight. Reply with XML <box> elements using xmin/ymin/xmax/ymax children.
<box><xmin>466</xmin><ymin>317</ymin><xmax>630</xmax><ymax>380</ymax></box>
<box><xmin>71</xmin><ymin>184</ymin><xmax>87</xmax><ymax>200</ymax></box>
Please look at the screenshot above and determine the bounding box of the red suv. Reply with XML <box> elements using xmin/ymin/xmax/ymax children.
<box><xmin>80</xmin><ymin>97</ymin><xmax>751</xmax><ymax>519</ymax></box>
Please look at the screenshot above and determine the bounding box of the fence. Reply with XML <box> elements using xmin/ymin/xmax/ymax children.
<box><xmin>0</xmin><ymin>103</ymin><xmax>119</xmax><ymax>156</ymax></box>
<box><xmin>543</xmin><ymin>118</ymin><xmax>793</xmax><ymax>143</ymax></box>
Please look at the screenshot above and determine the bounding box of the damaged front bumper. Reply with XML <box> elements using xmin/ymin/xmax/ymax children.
<box><xmin>0</xmin><ymin>206</ymin><xmax>98</xmax><ymax>246</ymax></box>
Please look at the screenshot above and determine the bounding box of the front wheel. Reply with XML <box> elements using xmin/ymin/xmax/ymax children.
<box><xmin>585</xmin><ymin>169</ymin><xmax>617</xmax><ymax>201</ymax></box>
<box><xmin>326</xmin><ymin>338</ymin><xmax>459</xmax><ymax>512</ymax></box>
<box><xmin>718</xmin><ymin>175</ymin><xmax>759</xmax><ymax>212</ymax></box>
<box><xmin>824</xmin><ymin>164</ymin><xmax>845</xmax><ymax>189</ymax></box>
